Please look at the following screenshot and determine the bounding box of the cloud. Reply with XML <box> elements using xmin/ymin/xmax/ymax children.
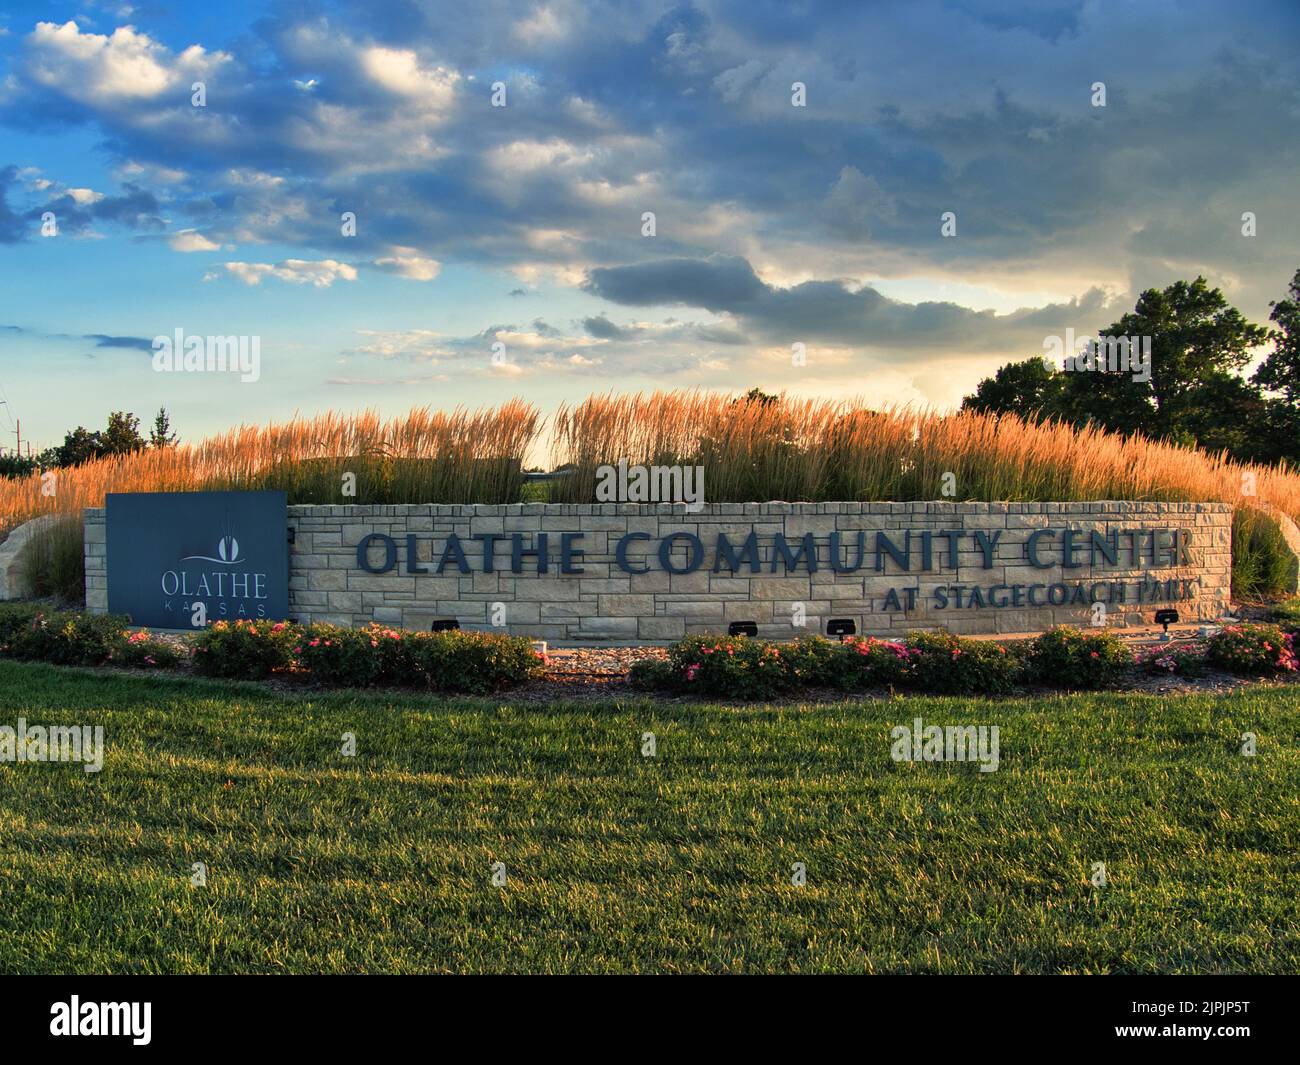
<box><xmin>2</xmin><ymin>323</ymin><xmax>156</xmax><ymax>354</ymax></box>
<box><xmin>357</xmin><ymin>45</ymin><xmax>459</xmax><ymax>105</ymax></box>
<box><xmin>368</xmin><ymin>252</ymin><xmax>441</xmax><ymax>281</ymax></box>
<box><xmin>24</xmin><ymin>20</ymin><xmax>229</xmax><ymax>103</ymax></box>
<box><xmin>85</xmin><ymin>333</ymin><xmax>153</xmax><ymax>351</ymax></box>
<box><xmin>585</xmin><ymin>254</ymin><xmax>1124</xmax><ymax>352</ymax></box>
<box><xmin>584</xmin><ymin>255</ymin><xmax>767</xmax><ymax>311</ymax></box>
<box><xmin>219</xmin><ymin>259</ymin><xmax>358</xmax><ymax>287</ymax></box>
<box><xmin>22</xmin><ymin>181</ymin><xmax>166</xmax><ymax>236</ymax></box>
<box><xmin>0</xmin><ymin>166</ymin><xmax>24</xmax><ymax>243</ymax></box>
<box><xmin>168</xmin><ymin>229</ymin><xmax>219</xmax><ymax>252</ymax></box>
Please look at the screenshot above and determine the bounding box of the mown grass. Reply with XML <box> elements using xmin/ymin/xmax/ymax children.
<box><xmin>0</xmin><ymin>660</ymin><xmax>1296</xmax><ymax>974</ymax></box>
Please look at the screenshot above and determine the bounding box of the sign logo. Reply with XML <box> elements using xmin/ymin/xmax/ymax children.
<box><xmin>181</xmin><ymin>528</ymin><xmax>244</xmax><ymax>565</ymax></box>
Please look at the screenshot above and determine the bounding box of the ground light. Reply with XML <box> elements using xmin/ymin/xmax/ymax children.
<box><xmin>1155</xmin><ymin>608</ymin><xmax>1179</xmax><ymax>640</ymax></box>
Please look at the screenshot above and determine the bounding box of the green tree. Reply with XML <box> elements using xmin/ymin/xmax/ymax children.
<box><xmin>964</xmin><ymin>277</ymin><xmax>1274</xmax><ymax>457</ymax></box>
<box><xmin>1071</xmin><ymin>276</ymin><xmax>1269</xmax><ymax>442</ymax></box>
<box><xmin>1254</xmin><ymin>267</ymin><xmax>1300</xmax><ymax>405</ymax></box>
<box><xmin>960</xmin><ymin>357</ymin><xmax>1066</xmax><ymax>421</ymax></box>
<box><xmin>149</xmin><ymin>407</ymin><xmax>178</xmax><ymax>448</ymax></box>
<box><xmin>100</xmin><ymin>411</ymin><xmax>146</xmax><ymax>456</ymax></box>
<box><xmin>54</xmin><ymin>426</ymin><xmax>103</xmax><ymax>467</ymax></box>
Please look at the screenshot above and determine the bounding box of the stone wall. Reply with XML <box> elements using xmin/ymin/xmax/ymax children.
<box><xmin>80</xmin><ymin>501</ymin><xmax>1232</xmax><ymax>640</ymax></box>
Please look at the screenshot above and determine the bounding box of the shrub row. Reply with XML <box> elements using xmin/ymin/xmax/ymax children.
<box><xmin>632</xmin><ymin>623</ymin><xmax>1299</xmax><ymax>697</ymax></box>
<box><xmin>2</xmin><ymin>602</ymin><xmax>1296</xmax><ymax>695</ymax></box>
<box><xmin>0</xmin><ymin>605</ymin><xmax>543</xmax><ymax>692</ymax></box>
<box><xmin>191</xmin><ymin>619</ymin><xmax>544</xmax><ymax>692</ymax></box>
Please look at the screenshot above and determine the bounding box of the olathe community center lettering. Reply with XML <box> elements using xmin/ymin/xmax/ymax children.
<box><xmin>355</xmin><ymin>524</ymin><xmax>1202</xmax><ymax>613</ymax></box>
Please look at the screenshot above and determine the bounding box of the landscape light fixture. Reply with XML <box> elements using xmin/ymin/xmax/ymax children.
<box><xmin>1154</xmin><ymin>608</ymin><xmax>1179</xmax><ymax>641</ymax></box>
<box><xmin>826</xmin><ymin>618</ymin><xmax>856</xmax><ymax>640</ymax></box>
<box><xmin>431</xmin><ymin>619</ymin><xmax>460</xmax><ymax>632</ymax></box>
<box><xmin>728</xmin><ymin>621</ymin><xmax>758</xmax><ymax>637</ymax></box>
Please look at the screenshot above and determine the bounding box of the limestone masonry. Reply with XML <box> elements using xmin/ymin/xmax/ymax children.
<box><xmin>83</xmin><ymin>500</ymin><xmax>1233</xmax><ymax>639</ymax></box>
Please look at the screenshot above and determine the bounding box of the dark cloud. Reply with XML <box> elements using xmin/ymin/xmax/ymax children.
<box><xmin>86</xmin><ymin>334</ymin><xmax>154</xmax><ymax>352</ymax></box>
<box><xmin>26</xmin><ymin>185</ymin><xmax>166</xmax><ymax>236</ymax></box>
<box><xmin>582</xmin><ymin>314</ymin><xmax>627</xmax><ymax>340</ymax></box>
<box><xmin>0</xmin><ymin>324</ymin><xmax>155</xmax><ymax>352</ymax></box>
<box><xmin>585</xmin><ymin>254</ymin><xmax>1121</xmax><ymax>351</ymax></box>
<box><xmin>584</xmin><ymin>255</ymin><xmax>766</xmax><ymax>311</ymax></box>
<box><xmin>0</xmin><ymin>166</ymin><xmax>25</xmax><ymax>243</ymax></box>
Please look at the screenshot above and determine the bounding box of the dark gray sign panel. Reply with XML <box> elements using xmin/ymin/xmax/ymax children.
<box><xmin>105</xmin><ymin>491</ymin><xmax>289</xmax><ymax>628</ymax></box>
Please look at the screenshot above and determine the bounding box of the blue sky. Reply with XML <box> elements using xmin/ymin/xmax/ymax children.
<box><xmin>0</xmin><ymin>0</ymin><xmax>1297</xmax><ymax>452</ymax></box>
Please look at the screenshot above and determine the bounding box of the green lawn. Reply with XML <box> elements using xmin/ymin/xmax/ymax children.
<box><xmin>0</xmin><ymin>659</ymin><xmax>1296</xmax><ymax>974</ymax></box>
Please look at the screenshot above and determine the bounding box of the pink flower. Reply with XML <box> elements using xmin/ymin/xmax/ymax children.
<box><xmin>686</xmin><ymin>664</ymin><xmax>700</xmax><ymax>681</ymax></box>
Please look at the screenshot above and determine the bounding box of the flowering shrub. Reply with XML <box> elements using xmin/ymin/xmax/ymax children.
<box><xmin>193</xmin><ymin>619</ymin><xmax>300</xmax><ymax>679</ymax></box>
<box><xmin>1205</xmin><ymin>624</ymin><xmax>1298</xmax><ymax>675</ymax></box>
<box><xmin>831</xmin><ymin>635</ymin><xmax>916</xmax><ymax>690</ymax></box>
<box><xmin>194</xmin><ymin>618</ymin><xmax>542</xmax><ymax>691</ymax></box>
<box><xmin>904</xmin><ymin>630</ymin><xmax>1027</xmax><ymax>695</ymax></box>
<box><xmin>657</xmin><ymin>634</ymin><xmax>803</xmax><ymax>698</ymax></box>
<box><xmin>1026</xmin><ymin>626</ymin><xmax>1132</xmax><ymax>689</ymax></box>
<box><xmin>295</xmin><ymin>623</ymin><xmax>397</xmax><ymax>687</ymax></box>
<box><xmin>0</xmin><ymin>603</ymin><xmax>128</xmax><ymax>666</ymax></box>
<box><xmin>110</xmin><ymin>629</ymin><xmax>182</xmax><ymax>669</ymax></box>
<box><xmin>404</xmin><ymin>628</ymin><xmax>545</xmax><ymax>693</ymax></box>
<box><xmin>1135</xmin><ymin>642</ymin><xmax>1207</xmax><ymax>677</ymax></box>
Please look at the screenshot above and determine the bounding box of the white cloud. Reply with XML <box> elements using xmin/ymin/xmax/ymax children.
<box><xmin>369</xmin><ymin>251</ymin><xmax>441</xmax><ymax>281</ymax></box>
<box><xmin>514</xmin><ymin>5</ymin><xmax>568</xmax><ymax>44</ymax></box>
<box><xmin>358</xmin><ymin>46</ymin><xmax>459</xmax><ymax>106</ymax></box>
<box><xmin>116</xmin><ymin>160</ymin><xmax>187</xmax><ymax>185</ymax></box>
<box><xmin>169</xmin><ymin>229</ymin><xmax>219</xmax><ymax>252</ymax></box>
<box><xmin>26</xmin><ymin>21</ymin><xmax>228</xmax><ymax>102</ymax></box>
<box><xmin>66</xmin><ymin>187</ymin><xmax>104</xmax><ymax>205</ymax></box>
<box><xmin>221</xmin><ymin>259</ymin><xmax>358</xmax><ymax>287</ymax></box>
<box><xmin>350</xmin><ymin>329</ymin><xmax>445</xmax><ymax>361</ymax></box>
